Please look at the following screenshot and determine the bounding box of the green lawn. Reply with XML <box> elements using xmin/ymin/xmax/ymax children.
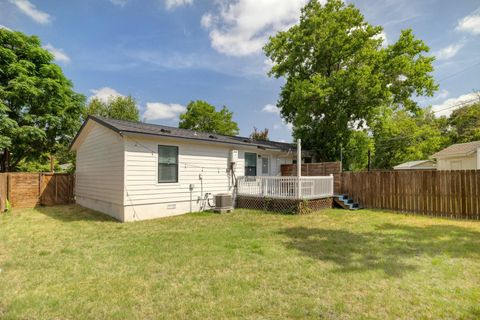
<box><xmin>1</xmin><ymin>206</ymin><xmax>480</xmax><ymax>319</ymax></box>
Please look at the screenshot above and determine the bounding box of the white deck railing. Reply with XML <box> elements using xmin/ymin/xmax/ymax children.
<box><xmin>237</xmin><ymin>175</ymin><xmax>334</xmax><ymax>200</ymax></box>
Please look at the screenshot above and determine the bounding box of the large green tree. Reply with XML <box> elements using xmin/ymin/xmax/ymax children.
<box><xmin>371</xmin><ymin>108</ymin><xmax>448</xmax><ymax>169</ymax></box>
<box><xmin>179</xmin><ymin>100</ymin><xmax>239</xmax><ymax>135</ymax></box>
<box><xmin>84</xmin><ymin>95</ymin><xmax>139</xmax><ymax>122</ymax></box>
<box><xmin>264</xmin><ymin>0</ymin><xmax>437</xmax><ymax>161</ymax></box>
<box><xmin>0</xmin><ymin>29</ymin><xmax>85</xmax><ymax>172</ymax></box>
<box><xmin>447</xmin><ymin>99</ymin><xmax>480</xmax><ymax>144</ymax></box>
<box><xmin>342</xmin><ymin>130</ymin><xmax>374</xmax><ymax>171</ymax></box>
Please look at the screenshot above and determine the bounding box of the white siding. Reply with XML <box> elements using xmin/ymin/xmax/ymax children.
<box><xmin>437</xmin><ymin>153</ymin><xmax>478</xmax><ymax>170</ymax></box>
<box><xmin>123</xmin><ymin>135</ymin><xmax>293</xmax><ymax>221</ymax></box>
<box><xmin>75</xmin><ymin>122</ymin><xmax>125</xmax><ymax>220</ymax></box>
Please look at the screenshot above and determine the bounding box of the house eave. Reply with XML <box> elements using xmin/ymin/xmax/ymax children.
<box><xmin>433</xmin><ymin>150</ymin><xmax>477</xmax><ymax>159</ymax></box>
<box><xmin>121</xmin><ymin>131</ymin><xmax>290</xmax><ymax>152</ymax></box>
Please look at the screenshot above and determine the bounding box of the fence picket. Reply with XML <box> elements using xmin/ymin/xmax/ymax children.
<box><xmin>340</xmin><ymin>170</ymin><xmax>480</xmax><ymax>220</ymax></box>
<box><xmin>3</xmin><ymin>173</ymin><xmax>74</xmax><ymax>208</ymax></box>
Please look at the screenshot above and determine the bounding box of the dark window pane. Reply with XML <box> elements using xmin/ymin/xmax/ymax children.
<box><xmin>158</xmin><ymin>164</ymin><xmax>177</xmax><ymax>183</ymax></box>
<box><xmin>245</xmin><ymin>166</ymin><xmax>256</xmax><ymax>176</ymax></box>
<box><xmin>158</xmin><ymin>145</ymin><xmax>178</xmax><ymax>183</ymax></box>
<box><xmin>245</xmin><ymin>152</ymin><xmax>257</xmax><ymax>167</ymax></box>
<box><xmin>244</xmin><ymin>152</ymin><xmax>257</xmax><ymax>176</ymax></box>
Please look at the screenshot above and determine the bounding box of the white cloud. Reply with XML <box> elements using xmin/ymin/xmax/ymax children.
<box><xmin>143</xmin><ymin>102</ymin><xmax>186</xmax><ymax>121</ymax></box>
<box><xmin>432</xmin><ymin>92</ymin><xmax>480</xmax><ymax>117</ymax></box>
<box><xmin>263</xmin><ymin>58</ymin><xmax>274</xmax><ymax>71</ymax></box>
<box><xmin>264</xmin><ymin>103</ymin><xmax>292</xmax><ymax>133</ymax></box>
<box><xmin>372</xmin><ymin>30</ymin><xmax>388</xmax><ymax>46</ymax></box>
<box><xmin>43</xmin><ymin>43</ymin><xmax>70</xmax><ymax>64</ymax></box>
<box><xmin>0</xmin><ymin>25</ymin><xmax>12</xmax><ymax>31</ymax></box>
<box><xmin>435</xmin><ymin>41</ymin><xmax>465</xmax><ymax>60</ymax></box>
<box><xmin>436</xmin><ymin>89</ymin><xmax>449</xmax><ymax>100</ymax></box>
<box><xmin>200</xmin><ymin>13</ymin><xmax>213</xmax><ymax>28</ymax></box>
<box><xmin>109</xmin><ymin>0</ymin><xmax>128</xmax><ymax>7</ymax></box>
<box><xmin>201</xmin><ymin>0</ymin><xmax>310</xmax><ymax>56</ymax></box>
<box><xmin>9</xmin><ymin>0</ymin><xmax>51</xmax><ymax>24</ymax></box>
<box><xmin>165</xmin><ymin>0</ymin><xmax>193</xmax><ymax>10</ymax></box>
<box><xmin>90</xmin><ymin>87</ymin><xmax>125</xmax><ymax>103</ymax></box>
<box><xmin>262</xmin><ymin>104</ymin><xmax>280</xmax><ymax>114</ymax></box>
<box><xmin>456</xmin><ymin>10</ymin><xmax>480</xmax><ymax>35</ymax></box>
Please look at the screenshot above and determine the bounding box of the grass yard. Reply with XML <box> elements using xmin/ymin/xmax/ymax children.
<box><xmin>1</xmin><ymin>206</ymin><xmax>480</xmax><ymax>319</ymax></box>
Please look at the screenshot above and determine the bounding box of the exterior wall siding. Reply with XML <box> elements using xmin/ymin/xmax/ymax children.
<box><xmin>75</xmin><ymin>122</ymin><xmax>125</xmax><ymax>220</ymax></box>
<box><xmin>437</xmin><ymin>153</ymin><xmax>478</xmax><ymax>170</ymax></box>
<box><xmin>123</xmin><ymin>135</ymin><xmax>293</xmax><ymax>221</ymax></box>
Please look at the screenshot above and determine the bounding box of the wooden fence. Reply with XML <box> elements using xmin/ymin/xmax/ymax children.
<box><xmin>281</xmin><ymin>162</ymin><xmax>342</xmax><ymax>194</ymax></box>
<box><xmin>0</xmin><ymin>173</ymin><xmax>74</xmax><ymax>210</ymax></box>
<box><xmin>341</xmin><ymin>170</ymin><xmax>480</xmax><ymax>219</ymax></box>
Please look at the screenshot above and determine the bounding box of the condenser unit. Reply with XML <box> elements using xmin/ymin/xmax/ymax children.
<box><xmin>214</xmin><ymin>193</ymin><xmax>233</xmax><ymax>213</ymax></box>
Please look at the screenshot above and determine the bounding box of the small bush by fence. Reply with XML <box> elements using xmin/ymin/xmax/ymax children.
<box><xmin>0</xmin><ymin>173</ymin><xmax>74</xmax><ymax>210</ymax></box>
<box><xmin>341</xmin><ymin>170</ymin><xmax>480</xmax><ymax>219</ymax></box>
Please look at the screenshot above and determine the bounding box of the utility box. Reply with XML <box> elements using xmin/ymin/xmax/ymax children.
<box><xmin>229</xmin><ymin>150</ymin><xmax>238</xmax><ymax>165</ymax></box>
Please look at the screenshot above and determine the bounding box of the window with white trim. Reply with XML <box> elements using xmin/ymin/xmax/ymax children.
<box><xmin>158</xmin><ymin>145</ymin><xmax>178</xmax><ymax>183</ymax></box>
<box><xmin>244</xmin><ymin>152</ymin><xmax>257</xmax><ymax>176</ymax></box>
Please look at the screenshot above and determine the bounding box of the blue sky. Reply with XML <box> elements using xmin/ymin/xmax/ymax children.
<box><xmin>1</xmin><ymin>0</ymin><xmax>479</xmax><ymax>142</ymax></box>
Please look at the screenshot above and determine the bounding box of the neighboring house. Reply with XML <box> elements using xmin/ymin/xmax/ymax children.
<box><xmin>393</xmin><ymin>160</ymin><xmax>436</xmax><ymax>170</ymax></box>
<box><xmin>70</xmin><ymin>116</ymin><xmax>297</xmax><ymax>222</ymax></box>
<box><xmin>432</xmin><ymin>141</ymin><xmax>480</xmax><ymax>170</ymax></box>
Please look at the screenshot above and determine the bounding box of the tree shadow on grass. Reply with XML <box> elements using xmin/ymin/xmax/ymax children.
<box><xmin>35</xmin><ymin>205</ymin><xmax>117</xmax><ymax>223</ymax></box>
<box><xmin>280</xmin><ymin>223</ymin><xmax>480</xmax><ymax>277</ymax></box>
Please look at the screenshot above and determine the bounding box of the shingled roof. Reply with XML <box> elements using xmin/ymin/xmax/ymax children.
<box><xmin>72</xmin><ymin>115</ymin><xmax>296</xmax><ymax>152</ymax></box>
<box><xmin>432</xmin><ymin>141</ymin><xmax>480</xmax><ymax>158</ymax></box>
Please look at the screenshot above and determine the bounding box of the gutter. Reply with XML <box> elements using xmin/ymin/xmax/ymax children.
<box><xmin>121</xmin><ymin>131</ymin><xmax>285</xmax><ymax>151</ymax></box>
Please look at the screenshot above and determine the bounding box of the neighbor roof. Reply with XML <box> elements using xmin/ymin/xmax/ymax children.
<box><xmin>432</xmin><ymin>141</ymin><xmax>480</xmax><ymax>158</ymax></box>
<box><xmin>71</xmin><ymin>116</ymin><xmax>296</xmax><ymax>152</ymax></box>
<box><xmin>393</xmin><ymin>160</ymin><xmax>436</xmax><ymax>170</ymax></box>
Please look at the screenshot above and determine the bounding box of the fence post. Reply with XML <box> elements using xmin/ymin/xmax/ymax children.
<box><xmin>55</xmin><ymin>175</ymin><xmax>58</xmax><ymax>203</ymax></box>
<box><xmin>330</xmin><ymin>174</ymin><xmax>335</xmax><ymax>196</ymax></box>
<box><xmin>261</xmin><ymin>177</ymin><xmax>264</xmax><ymax>197</ymax></box>
<box><xmin>7</xmin><ymin>173</ymin><xmax>11</xmax><ymax>204</ymax></box>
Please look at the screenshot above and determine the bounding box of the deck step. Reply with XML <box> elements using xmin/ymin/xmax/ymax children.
<box><xmin>334</xmin><ymin>195</ymin><xmax>361</xmax><ymax>211</ymax></box>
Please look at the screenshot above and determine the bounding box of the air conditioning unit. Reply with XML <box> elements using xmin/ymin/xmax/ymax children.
<box><xmin>214</xmin><ymin>193</ymin><xmax>233</xmax><ymax>213</ymax></box>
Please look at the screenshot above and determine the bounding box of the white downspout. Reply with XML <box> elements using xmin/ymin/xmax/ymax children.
<box><xmin>297</xmin><ymin>139</ymin><xmax>301</xmax><ymax>199</ymax></box>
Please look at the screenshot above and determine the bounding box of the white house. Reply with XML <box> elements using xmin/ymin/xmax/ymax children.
<box><xmin>432</xmin><ymin>141</ymin><xmax>480</xmax><ymax>170</ymax></box>
<box><xmin>70</xmin><ymin>116</ymin><xmax>297</xmax><ymax>221</ymax></box>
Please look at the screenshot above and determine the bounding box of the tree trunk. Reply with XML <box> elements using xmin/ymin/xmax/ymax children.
<box><xmin>0</xmin><ymin>148</ymin><xmax>4</xmax><ymax>172</ymax></box>
<box><xmin>6</xmin><ymin>149</ymin><xmax>10</xmax><ymax>172</ymax></box>
<box><xmin>1</xmin><ymin>148</ymin><xmax>11</xmax><ymax>172</ymax></box>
